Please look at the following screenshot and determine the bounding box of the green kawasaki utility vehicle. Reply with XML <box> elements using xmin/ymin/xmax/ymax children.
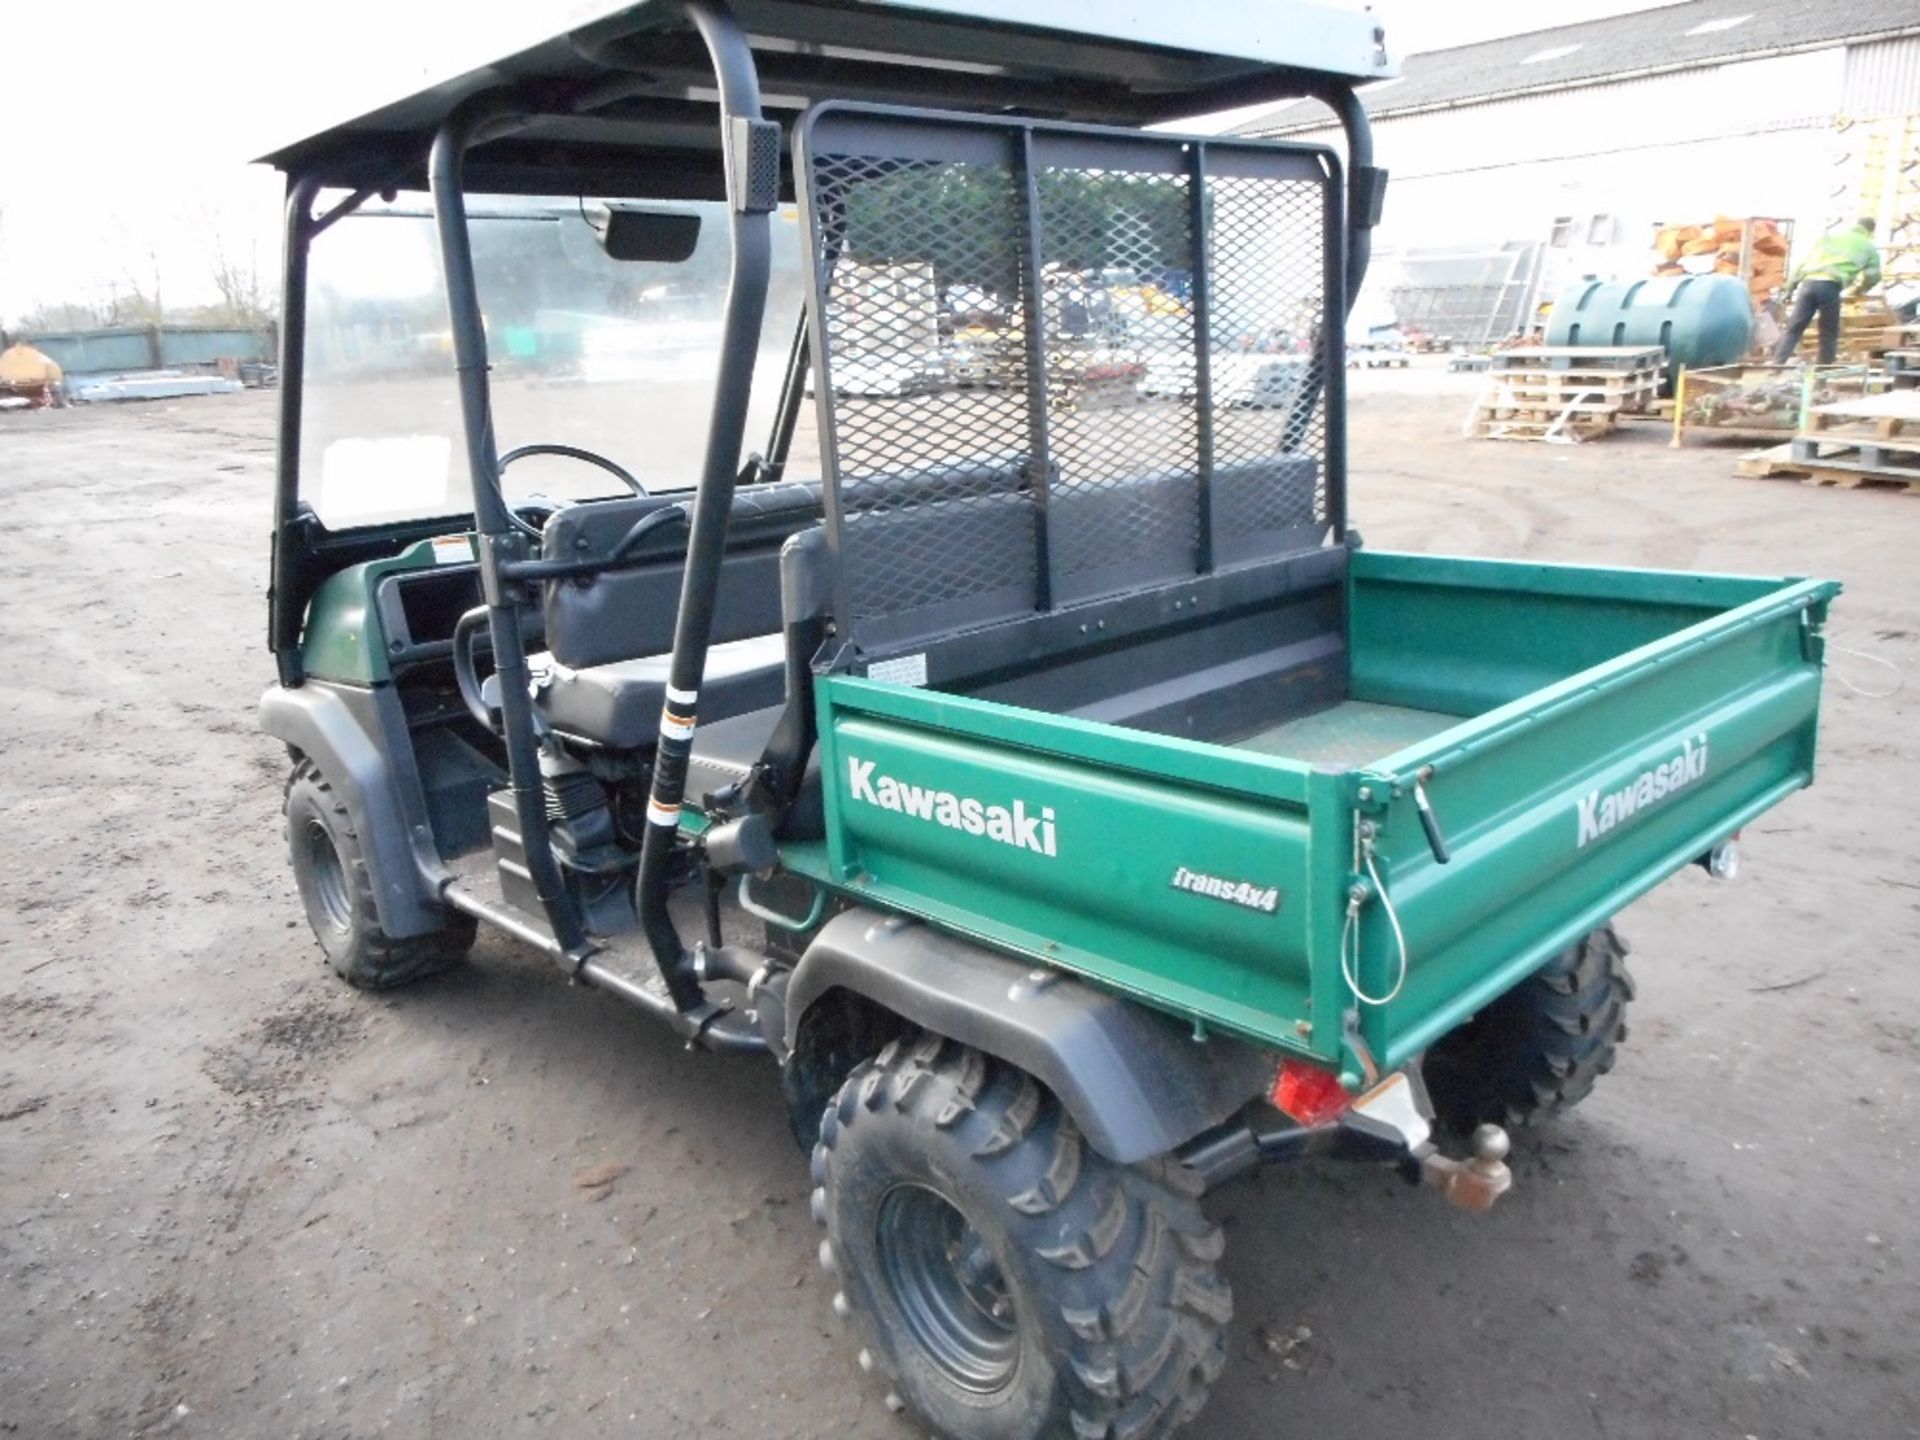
<box><xmin>259</xmin><ymin>4</ymin><xmax>1839</xmax><ymax>1435</ymax></box>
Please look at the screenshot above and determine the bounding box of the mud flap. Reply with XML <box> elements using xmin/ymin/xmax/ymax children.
<box><xmin>260</xmin><ymin>681</ymin><xmax>445</xmax><ymax>938</ymax></box>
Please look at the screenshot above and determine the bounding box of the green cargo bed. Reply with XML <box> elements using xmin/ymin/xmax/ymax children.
<box><xmin>795</xmin><ymin>549</ymin><xmax>1839</xmax><ymax>1084</ymax></box>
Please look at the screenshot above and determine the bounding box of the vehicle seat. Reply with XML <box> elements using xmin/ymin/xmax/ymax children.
<box><xmin>528</xmin><ymin>483</ymin><xmax>824</xmax><ymax>749</ymax></box>
<box><xmin>532</xmin><ymin>633</ymin><xmax>789</xmax><ymax>748</ymax></box>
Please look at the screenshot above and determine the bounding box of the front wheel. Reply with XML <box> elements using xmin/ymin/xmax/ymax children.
<box><xmin>284</xmin><ymin>760</ymin><xmax>474</xmax><ymax>989</ymax></box>
<box><xmin>813</xmin><ymin>1033</ymin><xmax>1230</xmax><ymax>1440</ymax></box>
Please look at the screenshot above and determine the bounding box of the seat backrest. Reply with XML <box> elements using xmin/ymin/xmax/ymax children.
<box><xmin>837</xmin><ymin>488</ymin><xmax>1037</xmax><ymax>650</ymax></box>
<box><xmin>539</xmin><ymin>482</ymin><xmax>822</xmax><ymax>668</ymax></box>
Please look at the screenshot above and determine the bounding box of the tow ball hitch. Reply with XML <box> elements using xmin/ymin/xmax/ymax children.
<box><xmin>1178</xmin><ymin>1065</ymin><xmax>1516</xmax><ymax>1210</ymax></box>
<box><xmin>1418</xmin><ymin>1124</ymin><xmax>1513</xmax><ymax>1212</ymax></box>
<box><xmin>1343</xmin><ymin>1069</ymin><xmax>1514</xmax><ymax>1212</ymax></box>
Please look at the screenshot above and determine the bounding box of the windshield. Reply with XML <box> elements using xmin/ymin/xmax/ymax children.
<box><xmin>298</xmin><ymin>192</ymin><xmax>806</xmax><ymax>529</ymax></box>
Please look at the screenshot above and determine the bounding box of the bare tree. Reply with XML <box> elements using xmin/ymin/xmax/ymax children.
<box><xmin>6</xmin><ymin>194</ymin><xmax>281</xmax><ymax>337</ymax></box>
<box><xmin>107</xmin><ymin>239</ymin><xmax>167</xmax><ymax>327</ymax></box>
<box><xmin>17</xmin><ymin>298</ymin><xmax>115</xmax><ymax>332</ymax></box>
<box><xmin>199</xmin><ymin>204</ymin><xmax>276</xmax><ymax>328</ymax></box>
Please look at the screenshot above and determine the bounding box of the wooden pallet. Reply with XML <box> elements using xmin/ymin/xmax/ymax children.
<box><xmin>1488</xmin><ymin>345</ymin><xmax>1664</xmax><ymax>374</ymax></box>
<box><xmin>1480</xmin><ymin>373</ymin><xmax>1661</xmax><ymax>389</ymax></box>
<box><xmin>1472</xmin><ymin>389</ymin><xmax>1641</xmax><ymax>413</ymax></box>
<box><xmin>1799</xmin><ymin>391</ymin><xmax>1920</xmax><ymax>448</ymax></box>
<box><xmin>1486</xmin><ymin>350</ymin><xmax>1659</xmax><ymax>408</ymax></box>
<box><xmin>1474</xmin><ymin>395</ymin><xmax>1629</xmax><ymax>416</ymax></box>
<box><xmin>1736</xmin><ymin>442</ymin><xmax>1920</xmax><ymax>495</ymax></box>
<box><xmin>1482</xmin><ymin>364</ymin><xmax>1659</xmax><ymax>384</ymax></box>
<box><xmin>1483</xmin><ymin>376</ymin><xmax>1660</xmax><ymax>408</ymax></box>
<box><xmin>1466</xmin><ymin>347</ymin><xmax>1666</xmax><ymax>442</ymax></box>
<box><xmin>1471</xmin><ymin>414</ymin><xmax>1616</xmax><ymax>443</ymax></box>
<box><xmin>1795</xmin><ymin>334</ymin><xmax>1901</xmax><ymax>362</ymax></box>
<box><xmin>1467</xmin><ymin>393</ymin><xmax>1623</xmax><ymax>443</ymax></box>
<box><xmin>1477</xmin><ymin>395</ymin><xmax>1647</xmax><ymax>416</ymax></box>
<box><xmin>1789</xmin><ymin>435</ymin><xmax>1920</xmax><ymax>477</ymax></box>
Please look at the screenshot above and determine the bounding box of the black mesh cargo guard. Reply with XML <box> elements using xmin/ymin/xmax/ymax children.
<box><xmin>796</xmin><ymin>104</ymin><xmax>1346</xmax><ymax>663</ymax></box>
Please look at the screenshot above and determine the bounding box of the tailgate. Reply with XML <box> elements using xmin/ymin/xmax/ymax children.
<box><xmin>1347</xmin><ymin>566</ymin><xmax>1840</xmax><ymax>1071</ymax></box>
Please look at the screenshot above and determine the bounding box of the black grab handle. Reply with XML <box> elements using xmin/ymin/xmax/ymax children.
<box><xmin>1413</xmin><ymin>774</ymin><xmax>1451</xmax><ymax>865</ymax></box>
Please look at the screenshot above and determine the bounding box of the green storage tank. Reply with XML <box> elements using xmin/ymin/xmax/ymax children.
<box><xmin>1545</xmin><ymin>274</ymin><xmax>1753</xmax><ymax>369</ymax></box>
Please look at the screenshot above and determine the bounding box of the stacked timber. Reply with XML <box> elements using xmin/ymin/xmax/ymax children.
<box><xmin>1653</xmin><ymin>216</ymin><xmax>1790</xmax><ymax>304</ymax></box>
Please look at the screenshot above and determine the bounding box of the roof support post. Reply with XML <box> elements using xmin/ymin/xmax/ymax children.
<box><xmin>430</xmin><ymin>95</ymin><xmax>594</xmax><ymax>964</ymax></box>
<box><xmin>1187</xmin><ymin>144</ymin><xmax>1217</xmax><ymax>575</ymax></box>
<box><xmin>1014</xmin><ymin>127</ymin><xmax>1057</xmax><ymax>612</ymax></box>
<box><xmin>633</xmin><ymin>0</ymin><xmax>780</xmax><ymax>1011</ymax></box>
<box><xmin>268</xmin><ymin>173</ymin><xmax>322</xmax><ymax>688</ymax></box>
<box><xmin>1316</xmin><ymin>83</ymin><xmax>1386</xmax><ymax>315</ymax></box>
<box><xmin>268</xmin><ymin>176</ymin><xmax>411</xmax><ymax>690</ymax></box>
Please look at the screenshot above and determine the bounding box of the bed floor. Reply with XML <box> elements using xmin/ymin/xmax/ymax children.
<box><xmin>1228</xmin><ymin>699</ymin><xmax>1460</xmax><ymax>767</ymax></box>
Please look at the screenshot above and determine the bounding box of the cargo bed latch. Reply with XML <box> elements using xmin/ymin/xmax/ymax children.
<box><xmin>1412</xmin><ymin>767</ymin><xmax>1451</xmax><ymax>865</ymax></box>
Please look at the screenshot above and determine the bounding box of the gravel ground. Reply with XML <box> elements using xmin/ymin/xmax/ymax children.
<box><xmin>1</xmin><ymin>370</ymin><xmax>1915</xmax><ymax>1439</ymax></box>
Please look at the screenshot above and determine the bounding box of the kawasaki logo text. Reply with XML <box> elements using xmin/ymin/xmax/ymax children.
<box><xmin>846</xmin><ymin>756</ymin><xmax>1057</xmax><ymax>856</ymax></box>
<box><xmin>1576</xmin><ymin>733</ymin><xmax>1708</xmax><ymax>848</ymax></box>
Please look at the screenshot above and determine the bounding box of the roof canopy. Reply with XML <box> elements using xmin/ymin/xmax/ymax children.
<box><xmin>258</xmin><ymin>0</ymin><xmax>1395</xmax><ymax>197</ymax></box>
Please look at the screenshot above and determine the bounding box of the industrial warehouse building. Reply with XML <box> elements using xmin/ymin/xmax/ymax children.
<box><xmin>1239</xmin><ymin>0</ymin><xmax>1920</xmax><ymax>343</ymax></box>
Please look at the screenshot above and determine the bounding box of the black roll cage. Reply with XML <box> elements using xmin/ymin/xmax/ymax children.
<box><xmin>266</xmin><ymin>0</ymin><xmax>1383</xmax><ymax>1030</ymax></box>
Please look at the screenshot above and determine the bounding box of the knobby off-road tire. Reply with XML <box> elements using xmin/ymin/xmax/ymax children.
<box><xmin>284</xmin><ymin>759</ymin><xmax>474</xmax><ymax>989</ymax></box>
<box><xmin>812</xmin><ymin>1033</ymin><xmax>1230</xmax><ymax>1440</ymax></box>
<box><xmin>1423</xmin><ymin>925</ymin><xmax>1634</xmax><ymax>1132</ymax></box>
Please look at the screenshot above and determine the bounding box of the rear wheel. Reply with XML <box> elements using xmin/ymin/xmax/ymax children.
<box><xmin>813</xmin><ymin>1033</ymin><xmax>1230</xmax><ymax>1440</ymax></box>
<box><xmin>284</xmin><ymin>759</ymin><xmax>474</xmax><ymax>989</ymax></box>
<box><xmin>1423</xmin><ymin>925</ymin><xmax>1634</xmax><ymax>1132</ymax></box>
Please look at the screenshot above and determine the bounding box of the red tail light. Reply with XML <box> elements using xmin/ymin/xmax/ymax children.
<box><xmin>1271</xmin><ymin>1058</ymin><xmax>1352</xmax><ymax>1127</ymax></box>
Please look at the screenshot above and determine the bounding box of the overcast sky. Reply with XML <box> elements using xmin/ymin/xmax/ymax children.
<box><xmin>0</xmin><ymin>0</ymin><xmax>1683</xmax><ymax>327</ymax></box>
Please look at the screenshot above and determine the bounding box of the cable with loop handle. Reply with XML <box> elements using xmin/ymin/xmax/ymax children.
<box><xmin>1825</xmin><ymin>640</ymin><xmax>1903</xmax><ymax>700</ymax></box>
<box><xmin>1340</xmin><ymin>845</ymin><xmax>1410</xmax><ymax>1006</ymax></box>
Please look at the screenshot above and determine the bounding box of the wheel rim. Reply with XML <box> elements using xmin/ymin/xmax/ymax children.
<box><xmin>304</xmin><ymin>817</ymin><xmax>352</xmax><ymax>934</ymax></box>
<box><xmin>875</xmin><ymin>1183</ymin><xmax>1020</xmax><ymax>1393</ymax></box>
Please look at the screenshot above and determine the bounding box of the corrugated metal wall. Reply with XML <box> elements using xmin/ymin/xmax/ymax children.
<box><xmin>24</xmin><ymin>331</ymin><xmax>155</xmax><ymax>374</ymax></box>
<box><xmin>18</xmin><ymin>326</ymin><xmax>274</xmax><ymax>375</ymax></box>
<box><xmin>1842</xmin><ymin>36</ymin><xmax>1920</xmax><ymax>117</ymax></box>
<box><xmin>158</xmin><ymin>328</ymin><xmax>275</xmax><ymax>367</ymax></box>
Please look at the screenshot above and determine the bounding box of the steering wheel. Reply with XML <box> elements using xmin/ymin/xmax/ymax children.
<box><xmin>496</xmin><ymin>443</ymin><xmax>647</xmax><ymax>538</ymax></box>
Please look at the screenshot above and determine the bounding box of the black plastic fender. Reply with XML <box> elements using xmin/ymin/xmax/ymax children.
<box><xmin>786</xmin><ymin>908</ymin><xmax>1275</xmax><ymax>1164</ymax></box>
<box><xmin>259</xmin><ymin>680</ymin><xmax>446</xmax><ymax>938</ymax></box>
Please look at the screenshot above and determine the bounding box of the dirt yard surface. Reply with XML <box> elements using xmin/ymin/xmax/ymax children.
<box><xmin>2</xmin><ymin>372</ymin><xmax>1915</xmax><ymax>1440</ymax></box>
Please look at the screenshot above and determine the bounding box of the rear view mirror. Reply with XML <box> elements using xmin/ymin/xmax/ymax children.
<box><xmin>597</xmin><ymin>206</ymin><xmax>702</xmax><ymax>263</ymax></box>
